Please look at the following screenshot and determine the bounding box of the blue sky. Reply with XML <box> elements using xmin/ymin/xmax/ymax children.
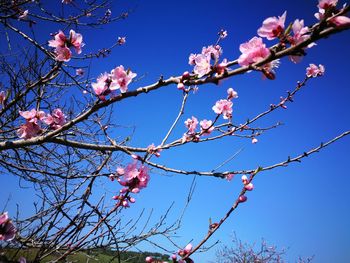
<box><xmin>1</xmin><ymin>0</ymin><xmax>350</xmax><ymax>262</ymax></box>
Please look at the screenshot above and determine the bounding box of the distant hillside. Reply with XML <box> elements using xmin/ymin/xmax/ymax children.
<box><xmin>0</xmin><ymin>248</ymin><xmax>170</xmax><ymax>263</ymax></box>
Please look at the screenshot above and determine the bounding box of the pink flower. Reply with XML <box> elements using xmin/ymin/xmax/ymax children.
<box><xmin>48</xmin><ymin>30</ymin><xmax>67</xmax><ymax>48</ymax></box>
<box><xmin>69</xmin><ymin>30</ymin><xmax>83</xmax><ymax>54</ymax></box>
<box><xmin>117</xmin><ymin>36</ymin><xmax>126</xmax><ymax>45</ymax></box>
<box><xmin>0</xmin><ymin>91</ymin><xmax>6</xmax><ymax>105</ymax></box>
<box><xmin>19</xmin><ymin>109</ymin><xmax>45</xmax><ymax>124</ymax></box>
<box><xmin>145</xmin><ymin>256</ymin><xmax>154</xmax><ymax>263</ymax></box>
<box><xmin>257</xmin><ymin>11</ymin><xmax>287</xmax><ymax>40</ymax></box>
<box><xmin>212</xmin><ymin>99</ymin><xmax>233</xmax><ymax>119</ymax></box>
<box><xmin>245</xmin><ymin>183</ymin><xmax>254</xmax><ymax>191</ymax></box>
<box><xmin>188</xmin><ymin>53</ymin><xmax>197</xmax><ymax>65</ymax></box>
<box><xmin>200</xmin><ymin>119</ymin><xmax>214</xmax><ymax>135</ymax></box>
<box><xmin>318</xmin><ymin>0</ymin><xmax>338</xmax><ymax>9</ymax></box>
<box><xmin>110</xmin><ymin>65</ymin><xmax>137</xmax><ymax>93</ymax></box>
<box><xmin>216</xmin><ymin>59</ymin><xmax>228</xmax><ymax>75</ymax></box>
<box><xmin>49</xmin><ymin>30</ymin><xmax>83</xmax><ymax>62</ymax></box>
<box><xmin>330</xmin><ymin>16</ymin><xmax>350</xmax><ymax>27</ymax></box>
<box><xmin>226</xmin><ymin>173</ymin><xmax>234</xmax><ymax>181</ymax></box>
<box><xmin>55</xmin><ymin>46</ymin><xmax>72</xmax><ymax>62</ymax></box>
<box><xmin>184</xmin><ymin>243</ymin><xmax>193</xmax><ymax>254</ymax></box>
<box><xmin>117</xmin><ymin>167</ymin><xmax>125</xmax><ymax>175</ymax></box>
<box><xmin>185</xmin><ymin>116</ymin><xmax>198</xmax><ymax>134</ymax></box>
<box><xmin>17</xmin><ymin>122</ymin><xmax>41</xmax><ymax>139</ymax></box>
<box><xmin>306</xmin><ymin>64</ymin><xmax>325</xmax><ymax>77</ymax></box>
<box><xmin>227</xmin><ymin>88</ymin><xmax>238</xmax><ymax>100</ymax></box>
<box><xmin>177</xmin><ymin>83</ymin><xmax>185</xmax><ymax>90</ymax></box>
<box><xmin>218</xmin><ymin>29</ymin><xmax>228</xmax><ymax>39</ymax></box>
<box><xmin>193</xmin><ymin>54</ymin><xmax>211</xmax><ymax>77</ymax></box>
<box><xmin>202</xmin><ymin>45</ymin><xmax>222</xmax><ymax>61</ymax></box>
<box><xmin>92</xmin><ymin>73</ymin><xmax>110</xmax><ymax>97</ymax></box>
<box><xmin>147</xmin><ymin>144</ymin><xmax>161</xmax><ymax>157</ymax></box>
<box><xmin>76</xmin><ymin>68</ymin><xmax>84</xmax><ymax>76</ymax></box>
<box><xmin>252</xmin><ymin>137</ymin><xmax>258</xmax><ymax>144</ymax></box>
<box><xmin>238</xmin><ymin>37</ymin><xmax>270</xmax><ymax>66</ymax></box>
<box><xmin>238</xmin><ymin>195</ymin><xmax>248</xmax><ymax>203</ymax></box>
<box><xmin>290</xmin><ymin>19</ymin><xmax>310</xmax><ymax>45</ymax></box>
<box><xmin>119</xmin><ymin>162</ymin><xmax>150</xmax><ymax>192</ymax></box>
<box><xmin>0</xmin><ymin>212</ymin><xmax>16</xmax><ymax>241</ymax></box>
<box><xmin>241</xmin><ymin>175</ymin><xmax>249</xmax><ymax>185</ymax></box>
<box><xmin>43</xmin><ymin>108</ymin><xmax>66</xmax><ymax>130</ymax></box>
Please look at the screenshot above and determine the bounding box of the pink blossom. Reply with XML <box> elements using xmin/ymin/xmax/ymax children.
<box><xmin>306</xmin><ymin>64</ymin><xmax>325</xmax><ymax>77</ymax></box>
<box><xmin>290</xmin><ymin>19</ymin><xmax>310</xmax><ymax>45</ymax></box>
<box><xmin>76</xmin><ymin>68</ymin><xmax>84</xmax><ymax>76</ymax></box>
<box><xmin>245</xmin><ymin>183</ymin><xmax>254</xmax><ymax>191</ymax></box>
<box><xmin>216</xmin><ymin>59</ymin><xmax>228</xmax><ymax>75</ymax></box>
<box><xmin>19</xmin><ymin>109</ymin><xmax>45</xmax><ymax>124</ymax></box>
<box><xmin>177</xmin><ymin>83</ymin><xmax>185</xmax><ymax>90</ymax></box>
<box><xmin>147</xmin><ymin>144</ymin><xmax>161</xmax><ymax>157</ymax></box>
<box><xmin>69</xmin><ymin>30</ymin><xmax>83</xmax><ymax>54</ymax></box>
<box><xmin>92</xmin><ymin>73</ymin><xmax>110</xmax><ymax>97</ymax></box>
<box><xmin>55</xmin><ymin>46</ymin><xmax>72</xmax><ymax>62</ymax></box>
<box><xmin>188</xmin><ymin>53</ymin><xmax>197</xmax><ymax>65</ymax></box>
<box><xmin>238</xmin><ymin>195</ymin><xmax>248</xmax><ymax>203</ymax></box>
<box><xmin>110</xmin><ymin>65</ymin><xmax>137</xmax><ymax>93</ymax></box>
<box><xmin>17</xmin><ymin>122</ymin><xmax>41</xmax><ymax>139</ymax></box>
<box><xmin>330</xmin><ymin>16</ymin><xmax>350</xmax><ymax>26</ymax></box>
<box><xmin>0</xmin><ymin>91</ymin><xmax>6</xmax><ymax>105</ymax></box>
<box><xmin>202</xmin><ymin>45</ymin><xmax>222</xmax><ymax>61</ymax></box>
<box><xmin>227</xmin><ymin>88</ymin><xmax>238</xmax><ymax>100</ymax></box>
<box><xmin>117</xmin><ymin>167</ymin><xmax>125</xmax><ymax>175</ymax></box>
<box><xmin>238</xmin><ymin>37</ymin><xmax>270</xmax><ymax>66</ymax></box>
<box><xmin>193</xmin><ymin>54</ymin><xmax>211</xmax><ymax>77</ymax></box>
<box><xmin>226</xmin><ymin>173</ymin><xmax>234</xmax><ymax>181</ymax></box>
<box><xmin>119</xmin><ymin>162</ymin><xmax>150</xmax><ymax>192</ymax></box>
<box><xmin>121</xmin><ymin>199</ymin><xmax>129</xmax><ymax>207</ymax></box>
<box><xmin>252</xmin><ymin>137</ymin><xmax>258</xmax><ymax>144</ymax></box>
<box><xmin>43</xmin><ymin>108</ymin><xmax>66</xmax><ymax>130</ymax></box>
<box><xmin>185</xmin><ymin>116</ymin><xmax>198</xmax><ymax>134</ymax></box>
<box><xmin>48</xmin><ymin>30</ymin><xmax>67</xmax><ymax>48</ymax></box>
<box><xmin>241</xmin><ymin>175</ymin><xmax>249</xmax><ymax>185</ymax></box>
<box><xmin>212</xmin><ymin>99</ymin><xmax>233</xmax><ymax>119</ymax></box>
<box><xmin>171</xmin><ymin>254</ymin><xmax>177</xmax><ymax>260</ymax></box>
<box><xmin>0</xmin><ymin>212</ymin><xmax>16</xmax><ymax>241</ymax></box>
<box><xmin>117</xmin><ymin>36</ymin><xmax>126</xmax><ymax>45</ymax></box>
<box><xmin>200</xmin><ymin>119</ymin><xmax>214</xmax><ymax>135</ymax></box>
<box><xmin>218</xmin><ymin>29</ymin><xmax>228</xmax><ymax>39</ymax></box>
<box><xmin>318</xmin><ymin>0</ymin><xmax>338</xmax><ymax>9</ymax></box>
<box><xmin>257</xmin><ymin>11</ymin><xmax>287</xmax><ymax>40</ymax></box>
<box><xmin>145</xmin><ymin>256</ymin><xmax>154</xmax><ymax>263</ymax></box>
<box><xmin>184</xmin><ymin>243</ymin><xmax>193</xmax><ymax>254</ymax></box>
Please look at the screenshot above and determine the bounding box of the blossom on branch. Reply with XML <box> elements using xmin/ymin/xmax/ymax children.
<box><xmin>237</xmin><ymin>37</ymin><xmax>270</xmax><ymax>67</ymax></box>
<box><xmin>43</xmin><ymin>108</ymin><xmax>66</xmax><ymax>130</ymax></box>
<box><xmin>306</xmin><ymin>64</ymin><xmax>325</xmax><ymax>77</ymax></box>
<box><xmin>212</xmin><ymin>99</ymin><xmax>233</xmax><ymax>119</ymax></box>
<box><xmin>0</xmin><ymin>212</ymin><xmax>16</xmax><ymax>241</ymax></box>
<box><xmin>257</xmin><ymin>11</ymin><xmax>287</xmax><ymax>40</ymax></box>
<box><xmin>110</xmin><ymin>65</ymin><xmax>137</xmax><ymax>93</ymax></box>
<box><xmin>48</xmin><ymin>30</ymin><xmax>83</xmax><ymax>62</ymax></box>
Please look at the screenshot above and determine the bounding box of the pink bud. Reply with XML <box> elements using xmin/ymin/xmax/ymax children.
<box><xmin>131</xmin><ymin>154</ymin><xmax>139</xmax><ymax>160</ymax></box>
<box><xmin>112</xmin><ymin>195</ymin><xmax>119</xmax><ymax>200</ymax></box>
<box><xmin>116</xmin><ymin>167</ymin><xmax>125</xmax><ymax>175</ymax></box>
<box><xmin>226</xmin><ymin>173</ymin><xmax>234</xmax><ymax>181</ymax></box>
<box><xmin>145</xmin><ymin>256</ymin><xmax>154</xmax><ymax>263</ymax></box>
<box><xmin>109</xmin><ymin>174</ymin><xmax>115</xmax><ymax>181</ymax></box>
<box><xmin>177</xmin><ymin>83</ymin><xmax>185</xmax><ymax>90</ymax></box>
<box><xmin>132</xmin><ymin>188</ymin><xmax>140</xmax><ymax>193</ymax></box>
<box><xmin>182</xmin><ymin>71</ymin><xmax>190</xmax><ymax>79</ymax></box>
<box><xmin>129</xmin><ymin>197</ymin><xmax>136</xmax><ymax>203</ymax></box>
<box><xmin>171</xmin><ymin>254</ymin><xmax>177</xmax><ymax>260</ymax></box>
<box><xmin>238</xmin><ymin>195</ymin><xmax>248</xmax><ymax>203</ymax></box>
<box><xmin>244</xmin><ymin>183</ymin><xmax>254</xmax><ymax>191</ymax></box>
<box><xmin>252</xmin><ymin>138</ymin><xmax>258</xmax><ymax>144</ymax></box>
<box><xmin>120</xmin><ymin>187</ymin><xmax>128</xmax><ymax>193</ymax></box>
<box><xmin>241</xmin><ymin>175</ymin><xmax>249</xmax><ymax>185</ymax></box>
<box><xmin>184</xmin><ymin>243</ymin><xmax>192</xmax><ymax>254</ymax></box>
<box><xmin>122</xmin><ymin>200</ymin><xmax>129</xmax><ymax>207</ymax></box>
<box><xmin>330</xmin><ymin>16</ymin><xmax>350</xmax><ymax>27</ymax></box>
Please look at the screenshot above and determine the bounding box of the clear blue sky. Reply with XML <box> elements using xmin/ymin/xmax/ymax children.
<box><xmin>1</xmin><ymin>1</ymin><xmax>350</xmax><ymax>262</ymax></box>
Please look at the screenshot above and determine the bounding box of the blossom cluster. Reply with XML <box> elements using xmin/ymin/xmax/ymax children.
<box><xmin>315</xmin><ymin>0</ymin><xmax>350</xmax><ymax>26</ymax></box>
<box><xmin>92</xmin><ymin>65</ymin><xmax>137</xmax><ymax>100</ymax></box>
<box><xmin>110</xmin><ymin>161</ymin><xmax>150</xmax><ymax>208</ymax></box>
<box><xmin>0</xmin><ymin>212</ymin><xmax>16</xmax><ymax>241</ymax></box>
<box><xmin>145</xmin><ymin>243</ymin><xmax>193</xmax><ymax>263</ymax></box>
<box><xmin>188</xmin><ymin>44</ymin><xmax>227</xmax><ymax>78</ymax></box>
<box><xmin>306</xmin><ymin>64</ymin><xmax>325</xmax><ymax>77</ymax></box>
<box><xmin>17</xmin><ymin>108</ymin><xmax>66</xmax><ymax>139</ymax></box>
<box><xmin>48</xmin><ymin>30</ymin><xmax>83</xmax><ymax>62</ymax></box>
